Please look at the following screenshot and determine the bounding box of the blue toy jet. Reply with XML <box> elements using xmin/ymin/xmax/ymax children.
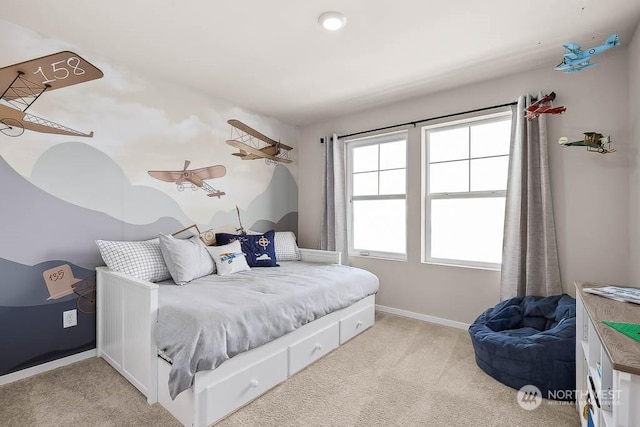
<box><xmin>555</xmin><ymin>34</ymin><xmax>619</xmax><ymax>73</ymax></box>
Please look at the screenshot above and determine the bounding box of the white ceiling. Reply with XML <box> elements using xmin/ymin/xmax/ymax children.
<box><xmin>4</xmin><ymin>0</ymin><xmax>640</xmax><ymax>125</ymax></box>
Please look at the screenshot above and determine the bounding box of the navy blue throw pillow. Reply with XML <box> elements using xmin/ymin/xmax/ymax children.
<box><xmin>215</xmin><ymin>230</ymin><xmax>278</xmax><ymax>267</ymax></box>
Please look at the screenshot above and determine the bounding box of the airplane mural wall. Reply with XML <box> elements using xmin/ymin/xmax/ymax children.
<box><xmin>0</xmin><ymin>19</ymin><xmax>298</xmax><ymax>379</ymax></box>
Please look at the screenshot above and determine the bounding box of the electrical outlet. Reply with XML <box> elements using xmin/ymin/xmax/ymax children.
<box><xmin>63</xmin><ymin>309</ymin><xmax>77</xmax><ymax>328</ymax></box>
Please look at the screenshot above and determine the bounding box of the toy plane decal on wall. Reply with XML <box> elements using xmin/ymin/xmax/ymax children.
<box><xmin>0</xmin><ymin>51</ymin><xmax>103</xmax><ymax>138</ymax></box>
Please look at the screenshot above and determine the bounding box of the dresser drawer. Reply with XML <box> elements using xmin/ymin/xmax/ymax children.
<box><xmin>339</xmin><ymin>304</ymin><xmax>375</xmax><ymax>344</ymax></box>
<box><xmin>199</xmin><ymin>349</ymin><xmax>288</xmax><ymax>424</ymax></box>
<box><xmin>288</xmin><ymin>323</ymin><xmax>339</xmax><ymax>375</ymax></box>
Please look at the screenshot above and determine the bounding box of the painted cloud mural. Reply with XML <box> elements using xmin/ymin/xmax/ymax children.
<box><xmin>0</xmin><ymin>19</ymin><xmax>298</xmax><ymax>376</ymax></box>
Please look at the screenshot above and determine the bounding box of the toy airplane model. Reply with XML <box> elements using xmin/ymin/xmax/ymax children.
<box><xmin>0</xmin><ymin>51</ymin><xmax>103</xmax><ymax>137</ymax></box>
<box><xmin>226</xmin><ymin>119</ymin><xmax>293</xmax><ymax>165</ymax></box>
<box><xmin>558</xmin><ymin>132</ymin><xmax>615</xmax><ymax>154</ymax></box>
<box><xmin>148</xmin><ymin>160</ymin><xmax>227</xmax><ymax>198</ymax></box>
<box><xmin>555</xmin><ymin>34</ymin><xmax>619</xmax><ymax>73</ymax></box>
<box><xmin>525</xmin><ymin>92</ymin><xmax>566</xmax><ymax>120</ymax></box>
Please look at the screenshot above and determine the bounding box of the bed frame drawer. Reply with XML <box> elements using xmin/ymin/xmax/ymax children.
<box><xmin>288</xmin><ymin>323</ymin><xmax>339</xmax><ymax>375</ymax></box>
<box><xmin>339</xmin><ymin>304</ymin><xmax>375</xmax><ymax>344</ymax></box>
<box><xmin>99</xmin><ymin>262</ymin><xmax>377</xmax><ymax>427</ymax></box>
<box><xmin>199</xmin><ymin>349</ymin><xmax>288</xmax><ymax>425</ymax></box>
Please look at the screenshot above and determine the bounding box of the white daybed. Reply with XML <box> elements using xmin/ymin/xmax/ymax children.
<box><xmin>96</xmin><ymin>249</ymin><xmax>376</xmax><ymax>427</ymax></box>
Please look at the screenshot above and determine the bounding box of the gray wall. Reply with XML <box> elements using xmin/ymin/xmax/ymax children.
<box><xmin>629</xmin><ymin>22</ymin><xmax>640</xmax><ymax>283</ymax></box>
<box><xmin>298</xmin><ymin>48</ymin><xmax>631</xmax><ymax>324</ymax></box>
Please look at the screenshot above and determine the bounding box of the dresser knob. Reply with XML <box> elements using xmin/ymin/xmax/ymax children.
<box><xmin>356</xmin><ymin>321</ymin><xmax>363</xmax><ymax>328</ymax></box>
<box><xmin>314</xmin><ymin>343</ymin><xmax>323</xmax><ymax>352</ymax></box>
<box><xmin>249</xmin><ymin>379</ymin><xmax>259</xmax><ymax>388</ymax></box>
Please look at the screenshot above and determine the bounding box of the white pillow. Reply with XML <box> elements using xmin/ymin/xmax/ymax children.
<box><xmin>159</xmin><ymin>234</ymin><xmax>215</xmax><ymax>285</ymax></box>
<box><xmin>274</xmin><ymin>231</ymin><xmax>301</xmax><ymax>261</ymax></box>
<box><xmin>207</xmin><ymin>241</ymin><xmax>251</xmax><ymax>276</ymax></box>
<box><xmin>95</xmin><ymin>238</ymin><xmax>171</xmax><ymax>282</ymax></box>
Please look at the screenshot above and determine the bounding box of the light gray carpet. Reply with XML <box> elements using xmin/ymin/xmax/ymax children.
<box><xmin>0</xmin><ymin>312</ymin><xmax>579</xmax><ymax>426</ymax></box>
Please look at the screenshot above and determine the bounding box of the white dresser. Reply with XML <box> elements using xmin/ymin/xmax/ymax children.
<box><xmin>575</xmin><ymin>282</ymin><xmax>640</xmax><ymax>427</ymax></box>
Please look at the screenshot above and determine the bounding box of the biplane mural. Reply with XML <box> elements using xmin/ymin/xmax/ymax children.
<box><xmin>0</xmin><ymin>22</ymin><xmax>297</xmax><ymax>379</ymax></box>
<box><xmin>0</xmin><ymin>51</ymin><xmax>103</xmax><ymax>137</ymax></box>
<box><xmin>226</xmin><ymin>119</ymin><xmax>294</xmax><ymax>165</ymax></box>
<box><xmin>148</xmin><ymin>160</ymin><xmax>226</xmax><ymax>198</ymax></box>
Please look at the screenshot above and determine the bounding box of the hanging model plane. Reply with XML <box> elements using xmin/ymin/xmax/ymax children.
<box><xmin>148</xmin><ymin>160</ymin><xmax>227</xmax><ymax>198</ymax></box>
<box><xmin>226</xmin><ymin>119</ymin><xmax>293</xmax><ymax>165</ymax></box>
<box><xmin>558</xmin><ymin>132</ymin><xmax>615</xmax><ymax>154</ymax></box>
<box><xmin>0</xmin><ymin>51</ymin><xmax>103</xmax><ymax>137</ymax></box>
<box><xmin>524</xmin><ymin>92</ymin><xmax>566</xmax><ymax>120</ymax></box>
<box><xmin>554</xmin><ymin>34</ymin><xmax>619</xmax><ymax>73</ymax></box>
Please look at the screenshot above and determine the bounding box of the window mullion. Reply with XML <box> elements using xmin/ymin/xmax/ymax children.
<box><xmin>377</xmin><ymin>143</ymin><xmax>381</xmax><ymax>195</ymax></box>
<box><xmin>429</xmin><ymin>190</ymin><xmax>506</xmax><ymax>198</ymax></box>
<box><xmin>467</xmin><ymin>126</ymin><xmax>471</xmax><ymax>193</ymax></box>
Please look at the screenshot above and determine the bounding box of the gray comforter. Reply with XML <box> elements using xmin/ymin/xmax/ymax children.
<box><xmin>154</xmin><ymin>261</ymin><xmax>379</xmax><ymax>399</ymax></box>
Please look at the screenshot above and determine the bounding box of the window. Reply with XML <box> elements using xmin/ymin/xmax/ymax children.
<box><xmin>423</xmin><ymin>111</ymin><xmax>512</xmax><ymax>269</ymax></box>
<box><xmin>347</xmin><ymin>131</ymin><xmax>407</xmax><ymax>259</ymax></box>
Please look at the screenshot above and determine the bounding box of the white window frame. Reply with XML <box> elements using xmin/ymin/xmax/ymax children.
<box><xmin>422</xmin><ymin>110</ymin><xmax>512</xmax><ymax>270</ymax></box>
<box><xmin>346</xmin><ymin>130</ymin><xmax>408</xmax><ymax>260</ymax></box>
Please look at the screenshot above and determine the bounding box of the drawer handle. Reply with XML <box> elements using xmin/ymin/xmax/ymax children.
<box><xmin>356</xmin><ymin>320</ymin><xmax>363</xmax><ymax>329</ymax></box>
<box><xmin>314</xmin><ymin>343</ymin><xmax>323</xmax><ymax>352</ymax></box>
<box><xmin>249</xmin><ymin>379</ymin><xmax>259</xmax><ymax>388</ymax></box>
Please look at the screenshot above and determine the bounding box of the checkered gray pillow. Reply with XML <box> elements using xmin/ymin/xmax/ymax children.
<box><xmin>96</xmin><ymin>238</ymin><xmax>171</xmax><ymax>282</ymax></box>
<box><xmin>274</xmin><ymin>231</ymin><xmax>301</xmax><ymax>261</ymax></box>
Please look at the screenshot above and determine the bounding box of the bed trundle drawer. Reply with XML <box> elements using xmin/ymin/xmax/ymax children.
<box><xmin>339</xmin><ymin>304</ymin><xmax>375</xmax><ymax>344</ymax></box>
<box><xmin>199</xmin><ymin>349</ymin><xmax>288</xmax><ymax>425</ymax></box>
<box><xmin>288</xmin><ymin>323</ymin><xmax>339</xmax><ymax>375</ymax></box>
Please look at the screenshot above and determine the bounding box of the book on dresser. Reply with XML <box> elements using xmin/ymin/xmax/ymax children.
<box><xmin>583</xmin><ymin>286</ymin><xmax>640</xmax><ymax>305</ymax></box>
<box><xmin>575</xmin><ymin>282</ymin><xmax>640</xmax><ymax>427</ymax></box>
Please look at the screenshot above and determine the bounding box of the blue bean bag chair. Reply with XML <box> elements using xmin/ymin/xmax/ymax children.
<box><xmin>468</xmin><ymin>294</ymin><xmax>576</xmax><ymax>400</ymax></box>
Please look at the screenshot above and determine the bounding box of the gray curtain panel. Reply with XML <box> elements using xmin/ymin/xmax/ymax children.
<box><xmin>320</xmin><ymin>134</ymin><xmax>348</xmax><ymax>263</ymax></box>
<box><xmin>500</xmin><ymin>95</ymin><xmax>562</xmax><ymax>299</ymax></box>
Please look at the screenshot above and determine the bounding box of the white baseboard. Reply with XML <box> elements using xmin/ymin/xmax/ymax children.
<box><xmin>0</xmin><ymin>349</ymin><xmax>96</xmax><ymax>386</ymax></box>
<box><xmin>375</xmin><ymin>304</ymin><xmax>470</xmax><ymax>330</ymax></box>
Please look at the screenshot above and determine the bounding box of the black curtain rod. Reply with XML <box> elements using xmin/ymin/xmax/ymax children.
<box><xmin>327</xmin><ymin>101</ymin><xmax>517</xmax><ymax>141</ymax></box>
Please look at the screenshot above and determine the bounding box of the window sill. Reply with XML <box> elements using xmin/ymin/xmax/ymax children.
<box><xmin>349</xmin><ymin>253</ymin><xmax>407</xmax><ymax>262</ymax></box>
<box><xmin>422</xmin><ymin>260</ymin><xmax>501</xmax><ymax>272</ymax></box>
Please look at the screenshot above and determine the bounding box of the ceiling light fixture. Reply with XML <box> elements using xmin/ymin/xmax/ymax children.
<box><xmin>318</xmin><ymin>11</ymin><xmax>347</xmax><ymax>31</ymax></box>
